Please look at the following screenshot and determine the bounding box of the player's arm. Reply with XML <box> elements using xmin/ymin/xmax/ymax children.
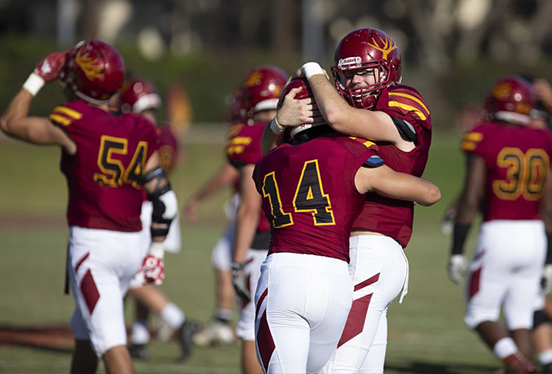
<box><xmin>0</xmin><ymin>51</ymin><xmax>76</xmax><ymax>154</ymax></box>
<box><xmin>355</xmin><ymin>164</ymin><xmax>441</xmax><ymax>206</ymax></box>
<box><xmin>139</xmin><ymin>151</ymin><xmax>179</xmax><ymax>285</ymax></box>
<box><xmin>232</xmin><ymin>164</ymin><xmax>261</xmax><ymax>300</ymax></box>
<box><xmin>183</xmin><ymin>161</ymin><xmax>239</xmax><ymax>220</ymax></box>
<box><xmin>261</xmin><ymin>86</ymin><xmax>317</xmax><ymax>155</ymax></box>
<box><xmin>447</xmin><ymin>154</ymin><xmax>486</xmax><ymax>284</ymax></box>
<box><xmin>299</xmin><ymin>63</ymin><xmax>414</xmax><ymax>152</ymax></box>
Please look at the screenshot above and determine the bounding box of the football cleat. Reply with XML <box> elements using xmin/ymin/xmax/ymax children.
<box><xmin>178</xmin><ymin>320</ymin><xmax>202</xmax><ymax>362</ymax></box>
<box><xmin>193</xmin><ymin>320</ymin><xmax>235</xmax><ymax>347</ymax></box>
<box><xmin>128</xmin><ymin>344</ymin><xmax>150</xmax><ymax>360</ymax></box>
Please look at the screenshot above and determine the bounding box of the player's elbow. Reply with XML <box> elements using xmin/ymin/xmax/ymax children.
<box><xmin>0</xmin><ymin>114</ymin><xmax>11</xmax><ymax>135</ymax></box>
<box><xmin>418</xmin><ymin>184</ymin><xmax>441</xmax><ymax>206</ymax></box>
<box><xmin>324</xmin><ymin>107</ymin><xmax>347</xmax><ymax>131</ymax></box>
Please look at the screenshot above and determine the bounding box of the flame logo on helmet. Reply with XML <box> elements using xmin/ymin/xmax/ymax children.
<box><xmin>75</xmin><ymin>48</ymin><xmax>105</xmax><ymax>81</ymax></box>
<box><xmin>492</xmin><ymin>82</ymin><xmax>512</xmax><ymax>100</ymax></box>
<box><xmin>366</xmin><ymin>34</ymin><xmax>397</xmax><ymax>61</ymax></box>
<box><xmin>243</xmin><ymin>71</ymin><xmax>262</xmax><ymax>88</ymax></box>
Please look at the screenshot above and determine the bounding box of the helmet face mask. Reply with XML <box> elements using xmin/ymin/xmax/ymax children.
<box><xmin>332</xmin><ymin>28</ymin><xmax>401</xmax><ymax>110</ymax></box>
<box><xmin>63</xmin><ymin>40</ymin><xmax>125</xmax><ymax>104</ymax></box>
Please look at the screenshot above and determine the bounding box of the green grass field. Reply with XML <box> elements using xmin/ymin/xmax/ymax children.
<box><xmin>0</xmin><ymin>128</ymin><xmax>501</xmax><ymax>373</ymax></box>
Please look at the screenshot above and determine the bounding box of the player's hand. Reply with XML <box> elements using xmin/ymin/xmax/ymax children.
<box><xmin>140</xmin><ymin>254</ymin><xmax>165</xmax><ymax>285</ymax></box>
<box><xmin>183</xmin><ymin>198</ymin><xmax>200</xmax><ymax>221</ymax></box>
<box><xmin>440</xmin><ymin>208</ymin><xmax>457</xmax><ymax>235</ymax></box>
<box><xmin>232</xmin><ymin>262</ymin><xmax>251</xmax><ymax>302</ymax></box>
<box><xmin>34</xmin><ymin>51</ymin><xmax>68</xmax><ymax>83</ymax></box>
<box><xmin>277</xmin><ymin>88</ymin><xmax>315</xmax><ymax>128</ymax></box>
<box><xmin>447</xmin><ymin>255</ymin><xmax>467</xmax><ymax>285</ymax></box>
<box><xmin>542</xmin><ymin>264</ymin><xmax>552</xmax><ymax>294</ymax></box>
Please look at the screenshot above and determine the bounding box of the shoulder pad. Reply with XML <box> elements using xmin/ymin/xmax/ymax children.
<box><xmin>460</xmin><ymin>131</ymin><xmax>484</xmax><ymax>152</ymax></box>
<box><xmin>381</xmin><ymin>85</ymin><xmax>431</xmax><ymax>124</ymax></box>
<box><xmin>363</xmin><ymin>155</ymin><xmax>384</xmax><ymax>168</ymax></box>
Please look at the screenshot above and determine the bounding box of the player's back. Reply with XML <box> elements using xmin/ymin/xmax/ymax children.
<box><xmin>462</xmin><ymin>121</ymin><xmax>552</xmax><ymax>221</ymax></box>
<box><xmin>49</xmin><ymin>99</ymin><xmax>159</xmax><ymax>232</ymax></box>
<box><xmin>354</xmin><ymin>84</ymin><xmax>432</xmax><ymax>248</ymax></box>
<box><xmin>253</xmin><ymin>131</ymin><xmax>377</xmax><ymax>263</ymax></box>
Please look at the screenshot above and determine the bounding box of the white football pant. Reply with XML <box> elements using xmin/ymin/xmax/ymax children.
<box><xmin>255</xmin><ymin>252</ymin><xmax>353</xmax><ymax>374</ymax></box>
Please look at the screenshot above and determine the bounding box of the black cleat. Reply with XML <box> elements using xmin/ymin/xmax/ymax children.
<box><xmin>542</xmin><ymin>363</ymin><xmax>552</xmax><ymax>374</ymax></box>
<box><xmin>128</xmin><ymin>344</ymin><xmax>150</xmax><ymax>360</ymax></box>
<box><xmin>178</xmin><ymin>320</ymin><xmax>202</xmax><ymax>362</ymax></box>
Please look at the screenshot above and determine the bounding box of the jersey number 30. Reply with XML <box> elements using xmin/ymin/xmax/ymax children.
<box><xmin>262</xmin><ymin>160</ymin><xmax>335</xmax><ymax>228</ymax></box>
<box><xmin>94</xmin><ymin>135</ymin><xmax>147</xmax><ymax>189</ymax></box>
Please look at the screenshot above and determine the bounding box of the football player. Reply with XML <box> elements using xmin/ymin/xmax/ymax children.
<box><xmin>118</xmin><ymin>78</ymin><xmax>200</xmax><ymax>361</ymax></box>
<box><xmin>253</xmin><ymin>78</ymin><xmax>440</xmax><ymax>374</ymax></box>
<box><xmin>0</xmin><ymin>41</ymin><xmax>176</xmax><ymax>374</ymax></box>
<box><xmin>448</xmin><ymin>75</ymin><xmax>552</xmax><ymax>373</ymax></box>
<box><xmin>263</xmin><ymin>28</ymin><xmax>432</xmax><ymax>373</ymax></box>
<box><xmin>228</xmin><ymin>65</ymin><xmax>288</xmax><ymax>374</ymax></box>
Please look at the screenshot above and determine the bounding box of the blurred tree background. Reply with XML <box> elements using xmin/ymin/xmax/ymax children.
<box><xmin>0</xmin><ymin>0</ymin><xmax>551</xmax><ymax>128</ymax></box>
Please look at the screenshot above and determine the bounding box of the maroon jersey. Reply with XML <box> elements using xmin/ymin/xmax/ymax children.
<box><xmin>253</xmin><ymin>132</ymin><xmax>379</xmax><ymax>263</ymax></box>
<box><xmin>49</xmin><ymin>100</ymin><xmax>160</xmax><ymax>232</ymax></box>
<box><xmin>461</xmin><ymin>121</ymin><xmax>552</xmax><ymax>221</ymax></box>
<box><xmin>158</xmin><ymin>125</ymin><xmax>179</xmax><ymax>174</ymax></box>
<box><xmin>353</xmin><ymin>84</ymin><xmax>432</xmax><ymax>248</ymax></box>
<box><xmin>226</xmin><ymin>121</ymin><xmax>270</xmax><ymax>238</ymax></box>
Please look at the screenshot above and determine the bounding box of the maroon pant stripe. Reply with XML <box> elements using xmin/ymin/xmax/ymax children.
<box><xmin>257</xmin><ymin>307</ymin><xmax>275</xmax><ymax>372</ymax></box>
<box><xmin>473</xmin><ymin>249</ymin><xmax>485</xmax><ymax>262</ymax></box>
<box><xmin>354</xmin><ymin>273</ymin><xmax>380</xmax><ymax>292</ymax></box>
<box><xmin>338</xmin><ymin>293</ymin><xmax>373</xmax><ymax>347</ymax></box>
<box><xmin>468</xmin><ymin>267</ymin><xmax>482</xmax><ymax>299</ymax></box>
<box><xmin>74</xmin><ymin>252</ymin><xmax>90</xmax><ymax>273</ymax></box>
<box><xmin>240</xmin><ymin>273</ymin><xmax>252</xmax><ymax>309</ymax></box>
<box><xmin>256</xmin><ymin>288</ymin><xmax>268</xmax><ymax>317</ymax></box>
<box><xmin>80</xmin><ymin>269</ymin><xmax>100</xmax><ymax>315</ymax></box>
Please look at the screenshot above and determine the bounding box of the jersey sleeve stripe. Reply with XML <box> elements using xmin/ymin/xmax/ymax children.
<box><xmin>388</xmin><ymin>101</ymin><xmax>427</xmax><ymax>121</ymax></box>
<box><xmin>49</xmin><ymin>113</ymin><xmax>72</xmax><ymax>126</ymax></box>
<box><xmin>52</xmin><ymin>106</ymin><xmax>83</xmax><ymax>120</ymax></box>
<box><xmin>463</xmin><ymin>132</ymin><xmax>484</xmax><ymax>142</ymax></box>
<box><xmin>229</xmin><ymin>137</ymin><xmax>253</xmax><ymax>146</ymax></box>
<box><xmin>461</xmin><ymin>141</ymin><xmax>477</xmax><ymax>151</ymax></box>
<box><xmin>389</xmin><ymin>92</ymin><xmax>430</xmax><ymax>114</ymax></box>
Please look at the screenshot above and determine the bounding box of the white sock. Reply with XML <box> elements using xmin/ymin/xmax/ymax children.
<box><xmin>160</xmin><ymin>303</ymin><xmax>185</xmax><ymax>329</ymax></box>
<box><xmin>215</xmin><ymin>308</ymin><xmax>233</xmax><ymax>323</ymax></box>
<box><xmin>493</xmin><ymin>337</ymin><xmax>518</xmax><ymax>359</ymax></box>
<box><xmin>131</xmin><ymin>320</ymin><xmax>150</xmax><ymax>345</ymax></box>
<box><xmin>539</xmin><ymin>349</ymin><xmax>552</xmax><ymax>365</ymax></box>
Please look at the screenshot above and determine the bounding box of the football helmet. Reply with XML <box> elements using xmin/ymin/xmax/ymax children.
<box><xmin>63</xmin><ymin>40</ymin><xmax>125</xmax><ymax>104</ymax></box>
<box><xmin>119</xmin><ymin>79</ymin><xmax>162</xmax><ymax>114</ymax></box>
<box><xmin>240</xmin><ymin>65</ymin><xmax>288</xmax><ymax>119</ymax></box>
<box><xmin>332</xmin><ymin>28</ymin><xmax>402</xmax><ymax>109</ymax></box>
<box><xmin>283</xmin><ymin>78</ymin><xmax>323</xmax><ymax>138</ymax></box>
<box><xmin>483</xmin><ymin>75</ymin><xmax>535</xmax><ymax>125</ymax></box>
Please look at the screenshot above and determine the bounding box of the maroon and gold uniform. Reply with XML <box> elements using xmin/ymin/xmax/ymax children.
<box><xmin>461</xmin><ymin>121</ymin><xmax>552</xmax><ymax>221</ymax></box>
<box><xmin>158</xmin><ymin>125</ymin><xmax>179</xmax><ymax>174</ymax></box>
<box><xmin>49</xmin><ymin>100</ymin><xmax>160</xmax><ymax>232</ymax></box>
<box><xmin>253</xmin><ymin>133</ymin><xmax>378</xmax><ymax>262</ymax></box>
<box><xmin>353</xmin><ymin>84</ymin><xmax>432</xmax><ymax>248</ymax></box>
<box><xmin>226</xmin><ymin>121</ymin><xmax>270</xmax><ymax>244</ymax></box>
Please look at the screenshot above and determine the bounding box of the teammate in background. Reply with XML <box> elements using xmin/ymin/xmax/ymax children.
<box><xmin>183</xmin><ymin>90</ymin><xmax>244</xmax><ymax>347</ymax></box>
<box><xmin>0</xmin><ymin>40</ymin><xmax>175</xmax><ymax>374</ymax></box>
<box><xmin>228</xmin><ymin>65</ymin><xmax>288</xmax><ymax>374</ymax></box>
<box><xmin>253</xmin><ymin>77</ymin><xmax>440</xmax><ymax>373</ymax></box>
<box><xmin>447</xmin><ymin>75</ymin><xmax>552</xmax><ymax>373</ymax></box>
<box><xmin>118</xmin><ymin>78</ymin><xmax>200</xmax><ymax>361</ymax></box>
<box><xmin>263</xmin><ymin>28</ymin><xmax>432</xmax><ymax>373</ymax></box>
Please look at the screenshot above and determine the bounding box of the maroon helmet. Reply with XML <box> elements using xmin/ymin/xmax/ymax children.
<box><xmin>63</xmin><ymin>40</ymin><xmax>125</xmax><ymax>104</ymax></box>
<box><xmin>332</xmin><ymin>28</ymin><xmax>401</xmax><ymax>109</ymax></box>
<box><xmin>240</xmin><ymin>65</ymin><xmax>288</xmax><ymax>119</ymax></box>
<box><xmin>484</xmin><ymin>75</ymin><xmax>535</xmax><ymax>125</ymax></box>
<box><xmin>282</xmin><ymin>78</ymin><xmax>324</xmax><ymax>138</ymax></box>
<box><xmin>119</xmin><ymin>79</ymin><xmax>161</xmax><ymax>114</ymax></box>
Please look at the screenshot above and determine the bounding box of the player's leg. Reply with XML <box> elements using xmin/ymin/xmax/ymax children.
<box><xmin>360</xmin><ymin>308</ymin><xmax>388</xmax><ymax>373</ymax></box>
<box><xmin>323</xmin><ymin>236</ymin><xmax>406</xmax><ymax>373</ymax></box>
<box><xmin>254</xmin><ymin>253</ymin><xmax>311</xmax><ymax>374</ymax></box>
<box><xmin>103</xmin><ymin>345</ymin><xmax>135</xmax><ymax>374</ymax></box>
<box><xmin>237</xmin><ymin>249</ymin><xmax>267</xmax><ymax>374</ymax></box>
<box><xmin>306</xmin><ymin>255</ymin><xmax>353</xmax><ymax>373</ymax></box>
<box><xmin>70</xmin><ymin>339</ymin><xmax>98</xmax><ymax>374</ymax></box>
